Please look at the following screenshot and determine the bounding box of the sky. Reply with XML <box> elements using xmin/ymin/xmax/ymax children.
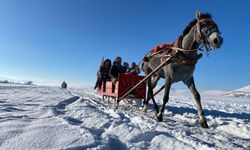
<box><xmin>0</xmin><ymin>0</ymin><xmax>250</xmax><ymax>90</ymax></box>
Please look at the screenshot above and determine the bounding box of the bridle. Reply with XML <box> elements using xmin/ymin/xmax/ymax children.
<box><xmin>196</xmin><ymin>18</ymin><xmax>220</xmax><ymax>52</ymax></box>
<box><xmin>170</xmin><ymin>18</ymin><xmax>220</xmax><ymax>53</ymax></box>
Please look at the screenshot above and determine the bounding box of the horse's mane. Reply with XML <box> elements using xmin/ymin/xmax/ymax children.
<box><xmin>182</xmin><ymin>13</ymin><xmax>212</xmax><ymax>36</ymax></box>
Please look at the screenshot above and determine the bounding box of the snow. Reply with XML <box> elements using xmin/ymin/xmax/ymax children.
<box><xmin>0</xmin><ymin>83</ymin><xmax>250</xmax><ymax>149</ymax></box>
<box><xmin>226</xmin><ymin>85</ymin><xmax>250</xmax><ymax>98</ymax></box>
<box><xmin>236</xmin><ymin>85</ymin><xmax>250</xmax><ymax>92</ymax></box>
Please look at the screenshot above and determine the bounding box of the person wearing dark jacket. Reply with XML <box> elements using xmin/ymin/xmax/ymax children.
<box><xmin>123</xmin><ymin>62</ymin><xmax>129</xmax><ymax>72</ymax></box>
<box><xmin>109</xmin><ymin>56</ymin><xmax>126</xmax><ymax>83</ymax></box>
<box><xmin>109</xmin><ymin>56</ymin><xmax>126</xmax><ymax>92</ymax></box>
<box><xmin>61</xmin><ymin>81</ymin><xmax>67</xmax><ymax>89</ymax></box>
<box><xmin>94</xmin><ymin>59</ymin><xmax>112</xmax><ymax>90</ymax></box>
<box><xmin>127</xmin><ymin>62</ymin><xmax>140</xmax><ymax>75</ymax></box>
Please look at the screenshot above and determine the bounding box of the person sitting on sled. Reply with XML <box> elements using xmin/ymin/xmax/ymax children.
<box><xmin>109</xmin><ymin>56</ymin><xmax>127</xmax><ymax>92</ymax></box>
<box><xmin>123</xmin><ymin>62</ymin><xmax>129</xmax><ymax>72</ymax></box>
<box><xmin>127</xmin><ymin>62</ymin><xmax>140</xmax><ymax>75</ymax></box>
<box><xmin>109</xmin><ymin>56</ymin><xmax>127</xmax><ymax>84</ymax></box>
<box><xmin>94</xmin><ymin>59</ymin><xmax>112</xmax><ymax>90</ymax></box>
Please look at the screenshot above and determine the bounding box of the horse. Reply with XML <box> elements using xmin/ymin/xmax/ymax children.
<box><xmin>141</xmin><ymin>11</ymin><xmax>223</xmax><ymax>128</ymax></box>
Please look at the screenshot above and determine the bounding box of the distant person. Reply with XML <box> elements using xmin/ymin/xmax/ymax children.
<box><xmin>94</xmin><ymin>59</ymin><xmax>112</xmax><ymax>90</ymax></box>
<box><xmin>128</xmin><ymin>62</ymin><xmax>140</xmax><ymax>75</ymax></box>
<box><xmin>123</xmin><ymin>62</ymin><xmax>129</xmax><ymax>72</ymax></box>
<box><xmin>61</xmin><ymin>81</ymin><xmax>67</xmax><ymax>89</ymax></box>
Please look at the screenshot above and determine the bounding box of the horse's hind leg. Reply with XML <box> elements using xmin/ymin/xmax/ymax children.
<box><xmin>184</xmin><ymin>77</ymin><xmax>209</xmax><ymax>128</ymax></box>
<box><xmin>156</xmin><ymin>76</ymin><xmax>171</xmax><ymax>122</ymax></box>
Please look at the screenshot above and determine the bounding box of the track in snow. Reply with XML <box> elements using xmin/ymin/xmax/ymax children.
<box><xmin>0</xmin><ymin>84</ymin><xmax>249</xmax><ymax>149</ymax></box>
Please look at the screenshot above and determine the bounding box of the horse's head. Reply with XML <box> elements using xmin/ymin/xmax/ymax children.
<box><xmin>195</xmin><ymin>11</ymin><xmax>223</xmax><ymax>50</ymax></box>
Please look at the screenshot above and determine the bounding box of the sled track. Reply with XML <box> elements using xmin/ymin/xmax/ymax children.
<box><xmin>66</xmin><ymin>88</ymin><xmax>250</xmax><ymax>150</ymax></box>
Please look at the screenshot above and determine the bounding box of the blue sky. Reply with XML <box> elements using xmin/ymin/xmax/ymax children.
<box><xmin>0</xmin><ymin>0</ymin><xmax>250</xmax><ymax>90</ymax></box>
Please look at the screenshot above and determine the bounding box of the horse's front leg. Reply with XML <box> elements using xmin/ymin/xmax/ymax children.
<box><xmin>142</xmin><ymin>78</ymin><xmax>159</xmax><ymax>113</ymax></box>
<box><xmin>142</xmin><ymin>75</ymin><xmax>160</xmax><ymax>113</ymax></box>
<box><xmin>156</xmin><ymin>77</ymin><xmax>171</xmax><ymax>122</ymax></box>
<box><xmin>184</xmin><ymin>77</ymin><xmax>209</xmax><ymax>128</ymax></box>
<box><xmin>142</xmin><ymin>89</ymin><xmax>153</xmax><ymax>112</ymax></box>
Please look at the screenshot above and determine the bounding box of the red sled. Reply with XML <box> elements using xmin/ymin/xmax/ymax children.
<box><xmin>97</xmin><ymin>73</ymin><xmax>146</xmax><ymax>102</ymax></box>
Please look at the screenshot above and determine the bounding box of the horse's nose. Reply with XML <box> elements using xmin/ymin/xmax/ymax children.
<box><xmin>214</xmin><ymin>36</ymin><xmax>223</xmax><ymax>46</ymax></box>
<box><xmin>213</xmin><ymin>38</ymin><xmax>219</xmax><ymax>45</ymax></box>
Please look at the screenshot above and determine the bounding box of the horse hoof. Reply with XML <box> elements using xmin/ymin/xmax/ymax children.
<box><xmin>141</xmin><ymin>106</ymin><xmax>147</xmax><ymax>113</ymax></box>
<box><xmin>140</xmin><ymin>108</ymin><xmax>146</xmax><ymax>113</ymax></box>
<box><xmin>114</xmin><ymin>104</ymin><xmax>119</xmax><ymax>109</ymax></box>
<box><xmin>200</xmin><ymin>121</ymin><xmax>209</xmax><ymax>128</ymax></box>
<box><xmin>157</xmin><ymin>116</ymin><xmax>163</xmax><ymax>122</ymax></box>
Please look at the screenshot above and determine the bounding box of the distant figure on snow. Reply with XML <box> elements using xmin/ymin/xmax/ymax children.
<box><xmin>61</xmin><ymin>81</ymin><xmax>67</xmax><ymax>89</ymax></box>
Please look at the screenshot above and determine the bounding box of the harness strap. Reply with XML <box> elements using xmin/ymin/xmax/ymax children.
<box><xmin>173</xmin><ymin>36</ymin><xmax>183</xmax><ymax>48</ymax></box>
<box><xmin>170</xmin><ymin>47</ymin><xmax>201</xmax><ymax>52</ymax></box>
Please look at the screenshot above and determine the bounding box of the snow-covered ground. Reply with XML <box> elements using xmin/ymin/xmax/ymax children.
<box><xmin>0</xmin><ymin>83</ymin><xmax>249</xmax><ymax>150</ymax></box>
<box><xmin>226</xmin><ymin>85</ymin><xmax>250</xmax><ymax>98</ymax></box>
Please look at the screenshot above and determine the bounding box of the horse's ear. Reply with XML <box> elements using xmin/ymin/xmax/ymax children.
<box><xmin>196</xmin><ymin>10</ymin><xmax>201</xmax><ymax>20</ymax></box>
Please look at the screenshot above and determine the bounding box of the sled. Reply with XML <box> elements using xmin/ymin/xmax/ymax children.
<box><xmin>97</xmin><ymin>73</ymin><xmax>146</xmax><ymax>107</ymax></box>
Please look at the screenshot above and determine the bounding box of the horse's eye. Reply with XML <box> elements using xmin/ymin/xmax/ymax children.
<box><xmin>201</xmin><ymin>27</ymin><xmax>208</xmax><ymax>33</ymax></box>
<box><xmin>200</xmin><ymin>23</ymin><xmax>206</xmax><ymax>28</ymax></box>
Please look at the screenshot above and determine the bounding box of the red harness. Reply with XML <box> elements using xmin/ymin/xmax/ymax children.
<box><xmin>143</xmin><ymin>43</ymin><xmax>173</xmax><ymax>62</ymax></box>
